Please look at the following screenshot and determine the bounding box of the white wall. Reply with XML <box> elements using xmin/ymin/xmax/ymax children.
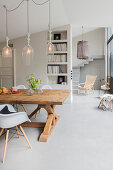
<box><xmin>0</xmin><ymin>25</ymin><xmax>72</xmax><ymax>89</ymax></box>
<box><xmin>72</xmin><ymin>28</ymin><xmax>105</xmax><ymax>90</ymax></box>
<box><xmin>13</xmin><ymin>31</ymin><xmax>47</xmax><ymax>87</ymax></box>
<box><xmin>80</xmin><ymin>59</ymin><xmax>105</xmax><ymax>90</ymax></box>
<box><xmin>72</xmin><ymin>28</ymin><xmax>105</xmax><ymax>64</ymax></box>
<box><xmin>0</xmin><ymin>31</ymin><xmax>47</xmax><ymax>87</ymax></box>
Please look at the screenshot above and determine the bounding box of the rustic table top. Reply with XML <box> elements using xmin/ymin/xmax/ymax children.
<box><xmin>0</xmin><ymin>89</ymin><xmax>70</xmax><ymax>105</ymax></box>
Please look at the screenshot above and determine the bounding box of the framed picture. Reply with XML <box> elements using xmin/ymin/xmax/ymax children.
<box><xmin>57</xmin><ymin>76</ymin><xmax>65</xmax><ymax>84</ymax></box>
<box><xmin>54</xmin><ymin>33</ymin><xmax>61</xmax><ymax>40</ymax></box>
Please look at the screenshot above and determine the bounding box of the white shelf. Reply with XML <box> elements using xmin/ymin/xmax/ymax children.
<box><xmin>47</xmin><ymin>40</ymin><xmax>67</xmax><ymax>43</ymax></box>
<box><xmin>48</xmin><ymin>51</ymin><xmax>68</xmax><ymax>54</ymax></box>
<box><xmin>47</xmin><ymin>73</ymin><xmax>68</xmax><ymax>76</ymax></box>
<box><xmin>49</xmin><ymin>83</ymin><xmax>68</xmax><ymax>86</ymax></box>
<box><xmin>47</xmin><ymin>62</ymin><xmax>67</xmax><ymax>65</ymax></box>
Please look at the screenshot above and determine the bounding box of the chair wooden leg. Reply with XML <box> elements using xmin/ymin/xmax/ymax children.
<box><xmin>16</xmin><ymin>126</ymin><xmax>20</xmax><ymax>138</ymax></box>
<box><xmin>16</xmin><ymin>104</ymin><xmax>19</xmax><ymax>112</ymax></box>
<box><xmin>21</xmin><ymin>104</ymin><xmax>27</xmax><ymax>112</ymax></box>
<box><xmin>19</xmin><ymin>126</ymin><xmax>32</xmax><ymax>149</ymax></box>
<box><xmin>2</xmin><ymin>130</ymin><xmax>9</xmax><ymax>163</ymax></box>
<box><xmin>35</xmin><ymin>112</ymin><xmax>37</xmax><ymax>119</ymax></box>
<box><xmin>98</xmin><ymin>100</ymin><xmax>102</xmax><ymax>108</ymax></box>
<box><xmin>110</xmin><ymin>101</ymin><xmax>112</xmax><ymax>112</ymax></box>
<box><xmin>35</xmin><ymin>109</ymin><xmax>40</xmax><ymax>119</ymax></box>
<box><xmin>0</xmin><ymin>128</ymin><xmax>4</xmax><ymax>137</ymax></box>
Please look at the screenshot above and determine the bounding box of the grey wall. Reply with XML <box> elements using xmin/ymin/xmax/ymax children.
<box><xmin>72</xmin><ymin>28</ymin><xmax>105</xmax><ymax>62</ymax></box>
<box><xmin>80</xmin><ymin>59</ymin><xmax>105</xmax><ymax>90</ymax></box>
<box><xmin>12</xmin><ymin>31</ymin><xmax>47</xmax><ymax>87</ymax></box>
<box><xmin>0</xmin><ymin>25</ymin><xmax>72</xmax><ymax>90</ymax></box>
<box><xmin>72</xmin><ymin>28</ymin><xmax>105</xmax><ymax>90</ymax></box>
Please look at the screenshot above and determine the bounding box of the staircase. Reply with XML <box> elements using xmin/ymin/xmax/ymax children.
<box><xmin>72</xmin><ymin>57</ymin><xmax>94</xmax><ymax>94</ymax></box>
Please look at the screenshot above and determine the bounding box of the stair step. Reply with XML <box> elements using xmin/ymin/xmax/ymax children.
<box><xmin>72</xmin><ymin>57</ymin><xmax>94</xmax><ymax>69</ymax></box>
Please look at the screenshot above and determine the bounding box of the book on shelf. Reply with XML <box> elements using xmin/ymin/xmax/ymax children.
<box><xmin>48</xmin><ymin>55</ymin><xmax>67</xmax><ymax>62</ymax></box>
<box><xmin>53</xmin><ymin>43</ymin><xmax>67</xmax><ymax>51</ymax></box>
<box><xmin>48</xmin><ymin>65</ymin><xmax>67</xmax><ymax>74</ymax></box>
<box><xmin>48</xmin><ymin>66</ymin><xmax>59</xmax><ymax>74</ymax></box>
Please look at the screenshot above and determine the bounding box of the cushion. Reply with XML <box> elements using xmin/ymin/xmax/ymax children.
<box><xmin>0</xmin><ymin>106</ymin><xmax>16</xmax><ymax>114</ymax></box>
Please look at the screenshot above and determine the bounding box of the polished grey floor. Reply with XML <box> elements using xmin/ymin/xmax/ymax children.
<box><xmin>0</xmin><ymin>92</ymin><xmax>113</xmax><ymax>170</ymax></box>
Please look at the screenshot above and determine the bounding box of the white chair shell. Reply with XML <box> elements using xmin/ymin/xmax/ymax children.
<box><xmin>0</xmin><ymin>104</ymin><xmax>30</xmax><ymax>129</ymax></box>
<box><xmin>16</xmin><ymin>85</ymin><xmax>27</xmax><ymax>89</ymax></box>
<box><xmin>41</xmin><ymin>85</ymin><xmax>52</xmax><ymax>89</ymax></box>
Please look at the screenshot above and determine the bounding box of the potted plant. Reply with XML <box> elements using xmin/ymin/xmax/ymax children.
<box><xmin>25</xmin><ymin>73</ymin><xmax>42</xmax><ymax>94</ymax></box>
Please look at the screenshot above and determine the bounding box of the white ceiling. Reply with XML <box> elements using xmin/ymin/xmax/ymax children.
<box><xmin>0</xmin><ymin>0</ymin><xmax>113</xmax><ymax>42</ymax></box>
<box><xmin>72</xmin><ymin>26</ymin><xmax>98</xmax><ymax>37</ymax></box>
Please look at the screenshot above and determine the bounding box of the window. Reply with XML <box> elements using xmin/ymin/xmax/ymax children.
<box><xmin>107</xmin><ymin>28</ymin><xmax>113</xmax><ymax>77</ymax></box>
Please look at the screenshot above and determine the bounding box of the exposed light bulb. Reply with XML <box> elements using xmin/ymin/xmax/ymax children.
<box><xmin>5</xmin><ymin>48</ymin><xmax>9</xmax><ymax>55</ymax></box>
<box><xmin>2</xmin><ymin>46</ymin><xmax>12</xmax><ymax>58</ymax></box>
<box><xmin>26</xmin><ymin>47</ymin><xmax>31</xmax><ymax>54</ymax></box>
<box><xmin>48</xmin><ymin>42</ymin><xmax>54</xmax><ymax>52</ymax></box>
<box><xmin>22</xmin><ymin>44</ymin><xmax>34</xmax><ymax>66</ymax></box>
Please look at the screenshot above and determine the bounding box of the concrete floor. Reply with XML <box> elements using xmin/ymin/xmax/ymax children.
<box><xmin>0</xmin><ymin>92</ymin><xmax>113</xmax><ymax>170</ymax></box>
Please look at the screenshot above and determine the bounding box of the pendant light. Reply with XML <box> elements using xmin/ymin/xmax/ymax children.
<box><xmin>22</xmin><ymin>0</ymin><xmax>34</xmax><ymax>66</ymax></box>
<box><xmin>77</xmin><ymin>26</ymin><xmax>89</xmax><ymax>60</ymax></box>
<box><xmin>47</xmin><ymin>0</ymin><xmax>54</xmax><ymax>52</ymax></box>
<box><xmin>2</xmin><ymin>6</ymin><xmax>12</xmax><ymax>58</ymax></box>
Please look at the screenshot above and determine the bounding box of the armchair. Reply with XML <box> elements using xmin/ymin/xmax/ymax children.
<box><xmin>78</xmin><ymin>75</ymin><xmax>97</xmax><ymax>94</ymax></box>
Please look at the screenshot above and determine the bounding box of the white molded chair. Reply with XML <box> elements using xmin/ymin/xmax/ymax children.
<box><xmin>0</xmin><ymin>104</ymin><xmax>31</xmax><ymax>163</ymax></box>
<box><xmin>41</xmin><ymin>85</ymin><xmax>52</xmax><ymax>89</ymax></box>
<box><xmin>16</xmin><ymin>85</ymin><xmax>27</xmax><ymax>89</ymax></box>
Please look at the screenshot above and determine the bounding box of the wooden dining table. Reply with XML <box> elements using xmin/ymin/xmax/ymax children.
<box><xmin>0</xmin><ymin>89</ymin><xmax>70</xmax><ymax>142</ymax></box>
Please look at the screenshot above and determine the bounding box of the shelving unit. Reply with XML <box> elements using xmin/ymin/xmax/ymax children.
<box><xmin>47</xmin><ymin>25</ymin><xmax>72</xmax><ymax>89</ymax></box>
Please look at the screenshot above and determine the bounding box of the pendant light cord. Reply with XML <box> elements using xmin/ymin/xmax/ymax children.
<box><xmin>31</xmin><ymin>0</ymin><xmax>49</xmax><ymax>6</ymax></box>
<box><xmin>27</xmin><ymin>0</ymin><xmax>29</xmax><ymax>34</ymax></box>
<box><xmin>82</xmin><ymin>26</ymin><xmax>83</xmax><ymax>41</ymax></box>
<box><xmin>6</xmin><ymin>7</ymin><xmax>8</xmax><ymax>38</ymax></box>
<box><xmin>48</xmin><ymin>0</ymin><xmax>52</xmax><ymax>43</ymax></box>
<box><xmin>6</xmin><ymin>0</ymin><xmax>25</xmax><ymax>12</ymax></box>
<box><xmin>49</xmin><ymin>0</ymin><xmax>51</xmax><ymax>31</ymax></box>
<box><xmin>3</xmin><ymin>5</ymin><xmax>9</xmax><ymax>46</ymax></box>
<box><xmin>4</xmin><ymin>0</ymin><xmax>50</xmax><ymax>35</ymax></box>
<box><xmin>5</xmin><ymin>0</ymin><xmax>49</xmax><ymax>12</ymax></box>
<box><xmin>3</xmin><ymin>0</ymin><xmax>51</xmax><ymax>45</ymax></box>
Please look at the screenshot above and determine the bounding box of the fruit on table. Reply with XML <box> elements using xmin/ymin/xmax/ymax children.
<box><xmin>1</xmin><ymin>87</ymin><xmax>9</xmax><ymax>94</ymax></box>
<box><xmin>0</xmin><ymin>89</ymin><xmax>2</xmax><ymax>94</ymax></box>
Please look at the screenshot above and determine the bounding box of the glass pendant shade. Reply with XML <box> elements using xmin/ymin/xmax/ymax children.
<box><xmin>48</xmin><ymin>42</ymin><xmax>54</xmax><ymax>52</ymax></box>
<box><xmin>2</xmin><ymin>45</ymin><xmax>12</xmax><ymax>58</ymax></box>
<box><xmin>22</xmin><ymin>44</ymin><xmax>34</xmax><ymax>66</ymax></box>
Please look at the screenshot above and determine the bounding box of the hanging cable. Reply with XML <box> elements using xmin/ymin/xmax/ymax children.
<box><xmin>6</xmin><ymin>0</ymin><xmax>25</xmax><ymax>12</ymax></box>
<box><xmin>5</xmin><ymin>0</ymin><xmax>49</xmax><ymax>13</ymax></box>
<box><xmin>2</xmin><ymin>0</ymin><xmax>52</xmax><ymax>58</ymax></box>
<box><xmin>82</xmin><ymin>26</ymin><xmax>83</xmax><ymax>41</ymax></box>
<box><xmin>6</xmin><ymin>7</ymin><xmax>8</xmax><ymax>37</ymax></box>
<box><xmin>27</xmin><ymin>0</ymin><xmax>29</xmax><ymax>34</ymax></box>
<box><xmin>31</xmin><ymin>0</ymin><xmax>49</xmax><ymax>6</ymax></box>
<box><xmin>49</xmin><ymin>0</ymin><xmax>51</xmax><ymax>30</ymax></box>
<box><xmin>3</xmin><ymin>6</ymin><xmax>8</xmax><ymax>37</ymax></box>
